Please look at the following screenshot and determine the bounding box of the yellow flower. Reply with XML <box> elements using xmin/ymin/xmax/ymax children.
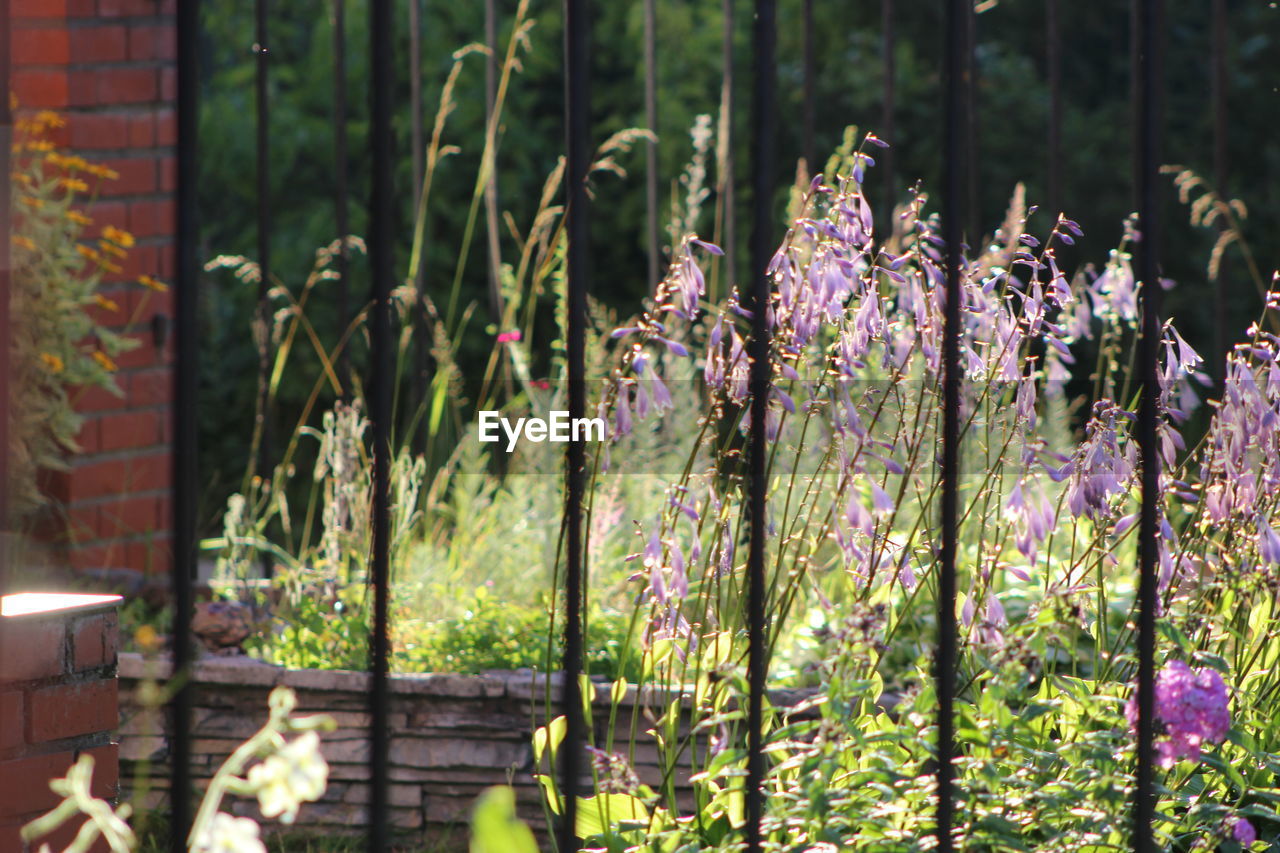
<box><xmin>45</xmin><ymin>152</ymin><xmax>66</xmax><ymax>168</ymax></box>
<box><xmin>35</xmin><ymin>110</ymin><xmax>65</xmax><ymax>129</ymax></box>
<box><xmin>99</xmin><ymin>240</ymin><xmax>127</xmax><ymax>259</ymax></box>
<box><xmin>40</xmin><ymin>353</ymin><xmax>65</xmax><ymax>373</ymax></box>
<box><xmin>93</xmin><ymin>294</ymin><xmax>120</xmax><ymax>313</ymax></box>
<box><xmin>60</xmin><ymin>177</ymin><xmax>89</xmax><ymax>194</ymax></box>
<box><xmin>65</xmin><ymin>210</ymin><xmax>93</xmax><ymax>226</ymax></box>
<box><xmin>20</xmin><ymin>196</ymin><xmax>44</xmax><ymax>210</ymax></box>
<box><xmin>134</xmin><ymin>624</ymin><xmax>160</xmax><ymax>652</ymax></box>
<box><xmin>11</xmin><ymin>235</ymin><xmax>36</xmax><ymax>251</ymax></box>
<box><xmin>11</xmin><ymin>172</ymin><xmax>32</xmax><ymax>186</ymax></box>
<box><xmin>76</xmin><ymin>245</ymin><xmax>101</xmax><ymax>262</ymax></box>
<box><xmin>102</xmin><ymin>225</ymin><xmax>136</xmax><ymax>248</ymax></box>
<box><xmin>101</xmin><ymin>260</ymin><xmax>123</xmax><ymax>274</ymax></box>
<box><xmin>91</xmin><ymin>351</ymin><xmax>117</xmax><ymax>372</ymax></box>
<box><xmin>62</xmin><ymin>155</ymin><xmax>90</xmax><ymax>172</ymax></box>
<box><xmin>25</xmin><ymin>139</ymin><xmax>54</xmax><ymax>153</ymax></box>
<box><xmin>138</xmin><ymin>275</ymin><xmax>169</xmax><ymax>293</ymax></box>
<box><xmin>84</xmin><ymin>164</ymin><xmax>119</xmax><ymax>180</ymax></box>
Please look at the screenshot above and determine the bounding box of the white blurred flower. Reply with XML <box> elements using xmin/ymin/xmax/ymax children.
<box><xmin>247</xmin><ymin>731</ymin><xmax>328</xmax><ymax>823</ymax></box>
<box><xmin>194</xmin><ymin>812</ymin><xmax>266</xmax><ymax>853</ymax></box>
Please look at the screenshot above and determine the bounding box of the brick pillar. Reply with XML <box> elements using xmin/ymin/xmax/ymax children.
<box><xmin>0</xmin><ymin>593</ymin><xmax>123</xmax><ymax>853</ymax></box>
<box><xmin>11</xmin><ymin>0</ymin><xmax>177</xmax><ymax>577</ymax></box>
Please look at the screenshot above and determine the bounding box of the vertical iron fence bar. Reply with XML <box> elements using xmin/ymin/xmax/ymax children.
<box><xmin>643</xmin><ymin>0</ymin><xmax>659</xmax><ymax>286</ymax></box>
<box><xmin>881</xmin><ymin>0</ymin><xmax>895</xmax><ymax>216</ymax></box>
<box><xmin>1133</xmin><ymin>0</ymin><xmax>1163</xmax><ymax>849</ymax></box>
<box><xmin>254</xmin><ymin>0</ymin><xmax>272</xmax><ymax>502</ymax></box>
<box><xmin>171</xmin><ymin>0</ymin><xmax>200</xmax><ymax>847</ymax></box>
<box><xmin>1211</xmin><ymin>0</ymin><xmax>1227</xmax><ymax>383</ymax></box>
<box><xmin>0</xmin><ymin>0</ymin><xmax>11</xmax><ymax>586</ymax></box>
<box><xmin>938</xmin><ymin>0</ymin><xmax>966</xmax><ymax>849</ymax></box>
<box><xmin>408</xmin><ymin>0</ymin><xmax>428</xmax><ymax>444</ymax></box>
<box><xmin>964</xmin><ymin>2</ymin><xmax>978</xmax><ymax>244</ymax></box>
<box><xmin>1047</xmin><ymin>0</ymin><xmax>1062</xmax><ymax>218</ymax></box>
<box><xmin>746</xmin><ymin>0</ymin><xmax>777</xmax><ymax>850</ymax></box>
<box><xmin>802</xmin><ymin>0</ymin><xmax>815</xmax><ymax>173</ymax></box>
<box><xmin>719</xmin><ymin>0</ymin><xmax>736</xmax><ymax>290</ymax></box>
<box><xmin>368</xmin><ymin>0</ymin><xmax>394</xmax><ymax>849</ymax></box>
<box><xmin>561</xmin><ymin>0</ymin><xmax>590</xmax><ymax>849</ymax></box>
<box><xmin>333</xmin><ymin>0</ymin><xmax>350</xmax><ymax>399</ymax></box>
<box><xmin>484</xmin><ymin>0</ymin><xmax>504</xmax><ymax>319</ymax></box>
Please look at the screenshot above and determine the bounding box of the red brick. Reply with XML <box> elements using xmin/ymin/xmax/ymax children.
<box><xmin>67</xmin><ymin>502</ymin><xmax>101</xmax><ymax>541</ymax></box>
<box><xmin>126</xmin><ymin>537</ymin><xmax>171</xmax><ymax>575</ymax></box>
<box><xmin>12</xmin><ymin>0</ymin><xmax>67</xmax><ymax>18</ymax></box>
<box><xmin>84</xmin><ymin>743</ymin><xmax>119</xmax><ymax>799</ymax></box>
<box><xmin>96</xmin><ymin>410</ymin><xmax>161</xmax><ymax>454</ymax></box>
<box><xmin>0</xmin><ymin>692</ymin><xmax>24</xmax><ymax>751</ymax></box>
<box><xmin>12</xmin><ymin>26</ymin><xmax>71</xmax><ymax>66</ymax></box>
<box><xmin>98</xmin><ymin>0</ymin><xmax>158</xmax><ymax>15</ymax></box>
<box><xmin>0</xmin><ymin>617</ymin><xmax>67</xmax><ymax>682</ymax></box>
<box><xmin>128</xmin><ymin>199</ymin><xmax>174</xmax><ymax>238</ymax></box>
<box><xmin>0</xmin><ymin>753</ymin><xmax>65</xmax><ymax>815</ymax></box>
<box><xmin>98</xmin><ymin>494</ymin><xmax>161</xmax><ymax>539</ymax></box>
<box><xmin>70</xmin><ymin>67</ymin><xmax>158</xmax><ymax>107</ymax></box>
<box><xmin>128</xmin><ymin>113</ymin><xmax>154</xmax><ymax>147</ymax></box>
<box><xmin>69</xmin><ymin>382</ymin><xmax>128</xmax><ymax>414</ymax></box>
<box><xmin>11</xmin><ymin>69</ymin><xmax>69</xmax><ymax>108</ymax></box>
<box><xmin>128</xmin><ymin>24</ymin><xmax>175</xmax><ymax>61</ymax></box>
<box><xmin>69</xmin><ymin>0</ymin><xmax>97</xmax><ymax>15</ymax></box>
<box><xmin>68</xmin><ymin>112</ymin><xmax>131</xmax><ymax>150</ymax></box>
<box><xmin>113</xmin><ymin>337</ymin><xmax>158</xmax><ymax>370</ymax></box>
<box><xmin>129</xmin><ymin>368</ymin><xmax>171</xmax><ymax>406</ymax></box>
<box><xmin>158</xmin><ymin>154</ymin><xmax>176</xmax><ymax>192</ymax></box>
<box><xmin>155</xmin><ymin>108</ymin><xmax>176</xmax><ymax>146</ymax></box>
<box><xmin>23</xmin><ymin>816</ymin><xmax>112</xmax><ymax>853</ymax></box>
<box><xmin>66</xmin><ymin>451</ymin><xmax>168</xmax><ymax>502</ymax></box>
<box><xmin>28</xmin><ymin>679</ymin><xmax>118</xmax><ymax>743</ymax></box>
<box><xmin>74</xmin><ymin>415</ymin><xmax>101</xmax><ymax>456</ymax></box>
<box><xmin>71</xmin><ymin>612</ymin><xmax>117</xmax><ymax>670</ymax></box>
<box><xmin>95</xmin><ymin>156</ymin><xmax>156</xmax><ymax>196</ymax></box>
<box><xmin>68</xmin><ymin>542</ymin><xmax>124</xmax><ymax>571</ymax></box>
<box><xmin>80</xmin><ymin>199</ymin><xmax>130</xmax><ymax>236</ymax></box>
<box><xmin>69</xmin><ymin>25</ymin><xmax>128</xmax><ymax>63</ymax></box>
<box><xmin>159</xmin><ymin>65</ymin><xmax>176</xmax><ymax>101</ymax></box>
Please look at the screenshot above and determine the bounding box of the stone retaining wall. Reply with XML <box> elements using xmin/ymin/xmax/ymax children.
<box><xmin>119</xmin><ymin>654</ymin><xmax>808</xmax><ymax>849</ymax></box>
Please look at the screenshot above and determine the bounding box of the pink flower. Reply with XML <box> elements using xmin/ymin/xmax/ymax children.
<box><xmin>1126</xmin><ymin>661</ymin><xmax>1230</xmax><ymax>767</ymax></box>
<box><xmin>1230</xmin><ymin>816</ymin><xmax>1257</xmax><ymax>846</ymax></box>
<box><xmin>496</xmin><ymin>330</ymin><xmax>522</xmax><ymax>343</ymax></box>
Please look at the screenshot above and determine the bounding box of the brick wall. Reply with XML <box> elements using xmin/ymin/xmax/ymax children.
<box><xmin>12</xmin><ymin>0</ymin><xmax>177</xmax><ymax>577</ymax></box>
<box><xmin>1</xmin><ymin>595</ymin><xmax>123</xmax><ymax>853</ymax></box>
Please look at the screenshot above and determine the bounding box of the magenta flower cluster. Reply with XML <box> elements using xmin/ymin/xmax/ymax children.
<box><xmin>1126</xmin><ymin>660</ymin><xmax>1230</xmax><ymax>768</ymax></box>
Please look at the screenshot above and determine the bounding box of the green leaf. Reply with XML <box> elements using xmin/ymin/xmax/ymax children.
<box><xmin>534</xmin><ymin>715</ymin><xmax>567</xmax><ymax>764</ymax></box>
<box><xmin>575</xmin><ymin>792</ymin><xmax>650</xmax><ymax>839</ymax></box>
<box><xmin>470</xmin><ymin>786</ymin><xmax>538</xmax><ymax>853</ymax></box>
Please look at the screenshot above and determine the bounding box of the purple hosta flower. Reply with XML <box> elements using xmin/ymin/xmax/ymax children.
<box><xmin>1229</xmin><ymin>816</ymin><xmax>1257</xmax><ymax>846</ymax></box>
<box><xmin>585</xmin><ymin>746</ymin><xmax>641</xmax><ymax>795</ymax></box>
<box><xmin>1006</xmin><ymin>478</ymin><xmax>1054</xmax><ymax>564</ymax></box>
<box><xmin>1015</xmin><ymin>375</ymin><xmax>1037</xmax><ymax>430</ymax></box>
<box><xmin>1062</xmin><ymin>400</ymin><xmax>1135</xmax><ymax>520</ymax></box>
<box><xmin>613</xmin><ymin>382</ymin><xmax>633</xmax><ymax>438</ymax></box>
<box><xmin>640</xmin><ymin>527</ymin><xmax>688</xmax><ymax>604</ymax></box>
<box><xmin>705</xmin><ymin>323</ymin><xmax>750</xmax><ymax>404</ymax></box>
<box><xmin>662</xmin><ymin>239</ymin><xmax>718</xmax><ymax>319</ymax></box>
<box><xmin>1157</xmin><ymin>324</ymin><xmax>1206</xmax><ymax>423</ymax></box>
<box><xmin>1256</xmin><ymin>515</ymin><xmax>1280</xmax><ymax>565</ymax></box>
<box><xmin>1089</xmin><ymin>250</ymin><xmax>1139</xmax><ymax>326</ymax></box>
<box><xmin>717</xmin><ymin>522</ymin><xmax>735</xmax><ymax>578</ymax></box>
<box><xmin>631</xmin><ymin>352</ymin><xmax>673</xmax><ymax>422</ymax></box>
<box><xmin>1125</xmin><ymin>660</ymin><xmax>1230</xmax><ymax>768</ymax></box>
<box><xmin>980</xmin><ymin>592</ymin><xmax>1007</xmax><ymax>647</ymax></box>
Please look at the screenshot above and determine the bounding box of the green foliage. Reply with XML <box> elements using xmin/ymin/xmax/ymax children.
<box><xmin>8</xmin><ymin>111</ymin><xmax>145</xmax><ymax>520</ymax></box>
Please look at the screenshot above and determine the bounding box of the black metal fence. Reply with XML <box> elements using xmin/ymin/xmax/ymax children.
<box><xmin>0</xmin><ymin>0</ymin><xmax>1237</xmax><ymax>850</ymax></box>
